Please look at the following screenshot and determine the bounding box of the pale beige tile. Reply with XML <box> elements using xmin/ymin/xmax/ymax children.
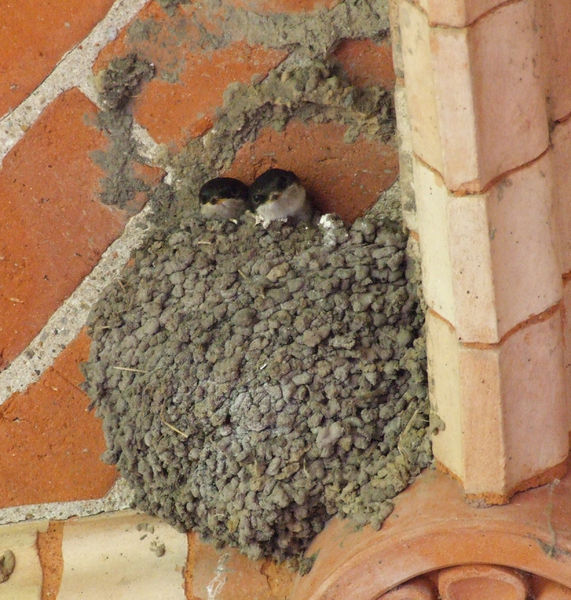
<box><xmin>394</xmin><ymin>83</ymin><xmax>417</xmax><ymax>231</ymax></box>
<box><xmin>426</xmin><ymin>311</ymin><xmax>464</xmax><ymax>481</ymax></box>
<box><xmin>424</xmin><ymin>0</ymin><xmax>508</xmax><ymax>27</ymax></box>
<box><xmin>58</xmin><ymin>511</ymin><xmax>187</xmax><ymax>600</ymax></box>
<box><xmin>413</xmin><ymin>160</ymin><xmax>456</xmax><ymax>323</ymax></box>
<box><xmin>0</xmin><ymin>521</ymin><xmax>47</xmax><ymax>600</ymax></box>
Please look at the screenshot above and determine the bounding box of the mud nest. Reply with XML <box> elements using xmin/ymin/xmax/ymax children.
<box><xmin>83</xmin><ymin>196</ymin><xmax>431</xmax><ymax>567</ymax></box>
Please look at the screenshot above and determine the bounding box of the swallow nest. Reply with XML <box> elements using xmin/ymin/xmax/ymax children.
<box><xmin>83</xmin><ymin>209</ymin><xmax>431</xmax><ymax>568</ymax></box>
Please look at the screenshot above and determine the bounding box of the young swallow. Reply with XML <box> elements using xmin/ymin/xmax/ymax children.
<box><xmin>199</xmin><ymin>177</ymin><xmax>250</xmax><ymax>220</ymax></box>
<box><xmin>249</xmin><ymin>168</ymin><xmax>312</xmax><ymax>227</ymax></box>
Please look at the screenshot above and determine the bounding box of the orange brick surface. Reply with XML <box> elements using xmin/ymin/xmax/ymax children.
<box><xmin>0</xmin><ymin>89</ymin><xmax>127</xmax><ymax>368</ymax></box>
<box><xmin>0</xmin><ymin>0</ymin><xmax>115</xmax><ymax>117</ymax></box>
<box><xmin>226</xmin><ymin>119</ymin><xmax>399</xmax><ymax>223</ymax></box>
<box><xmin>0</xmin><ymin>330</ymin><xmax>117</xmax><ymax>508</ymax></box>
<box><xmin>133</xmin><ymin>41</ymin><xmax>287</xmax><ymax>145</ymax></box>
<box><xmin>333</xmin><ymin>38</ymin><xmax>396</xmax><ymax>90</ymax></box>
<box><xmin>37</xmin><ymin>521</ymin><xmax>64</xmax><ymax>600</ymax></box>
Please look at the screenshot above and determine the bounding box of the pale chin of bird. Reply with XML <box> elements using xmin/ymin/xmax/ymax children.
<box><xmin>255</xmin><ymin>182</ymin><xmax>311</xmax><ymax>228</ymax></box>
<box><xmin>200</xmin><ymin>197</ymin><xmax>248</xmax><ymax>220</ymax></box>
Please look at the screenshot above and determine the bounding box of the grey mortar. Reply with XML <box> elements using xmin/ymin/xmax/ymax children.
<box><xmin>83</xmin><ymin>0</ymin><xmax>432</xmax><ymax>572</ymax></box>
<box><xmin>168</xmin><ymin>57</ymin><xmax>395</xmax><ymax>222</ymax></box>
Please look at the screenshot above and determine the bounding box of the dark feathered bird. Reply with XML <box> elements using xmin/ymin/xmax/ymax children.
<box><xmin>199</xmin><ymin>177</ymin><xmax>249</xmax><ymax>219</ymax></box>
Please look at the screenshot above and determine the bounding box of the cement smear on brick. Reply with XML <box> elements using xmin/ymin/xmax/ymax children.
<box><xmin>83</xmin><ymin>189</ymin><xmax>430</xmax><ymax>570</ymax></box>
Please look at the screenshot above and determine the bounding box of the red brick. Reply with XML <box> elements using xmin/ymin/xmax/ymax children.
<box><xmin>0</xmin><ymin>89</ymin><xmax>127</xmax><ymax>368</ymax></box>
<box><xmin>0</xmin><ymin>330</ymin><xmax>118</xmax><ymax>508</ymax></box>
<box><xmin>225</xmin><ymin>119</ymin><xmax>399</xmax><ymax>223</ymax></box>
<box><xmin>333</xmin><ymin>39</ymin><xmax>396</xmax><ymax>90</ymax></box>
<box><xmin>0</xmin><ymin>0</ymin><xmax>115</xmax><ymax>117</ymax></box>
<box><xmin>93</xmin><ymin>2</ymin><xmax>195</xmax><ymax>76</ymax></box>
<box><xmin>191</xmin><ymin>541</ymin><xmax>266</xmax><ymax>599</ymax></box>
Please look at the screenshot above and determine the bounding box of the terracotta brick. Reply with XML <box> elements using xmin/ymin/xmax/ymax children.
<box><xmin>192</xmin><ymin>539</ymin><xmax>272</xmax><ymax>600</ymax></box>
<box><xmin>483</xmin><ymin>155</ymin><xmax>561</xmax><ymax>338</ymax></box>
<box><xmin>290</xmin><ymin>457</ymin><xmax>571</xmax><ymax>599</ymax></box>
<box><xmin>531</xmin><ymin>576</ymin><xmax>571</xmax><ymax>600</ymax></box>
<box><xmin>0</xmin><ymin>331</ymin><xmax>118</xmax><ymax>508</ymax></box>
<box><xmin>37</xmin><ymin>521</ymin><xmax>64</xmax><ymax>600</ymax></box>
<box><xmin>564</xmin><ymin>279</ymin><xmax>571</xmax><ymax>434</ymax></box>
<box><xmin>93</xmin><ymin>2</ymin><xmax>205</xmax><ymax>78</ymax></box>
<box><xmin>226</xmin><ymin>119</ymin><xmax>398</xmax><ymax>223</ymax></box>
<box><xmin>552</xmin><ymin>120</ymin><xmax>571</xmax><ymax>274</ymax></box>
<box><xmin>400</xmin><ymin>0</ymin><xmax>549</xmax><ymax>192</ymax></box>
<box><xmin>0</xmin><ymin>0</ymin><xmax>115</xmax><ymax>117</ymax></box>
<box><xmin>449</xmin><ymin>155</ymin><xmax>561</xmax><ymax>343</ymax></box>
<box><xmin>261</xmin><ymin>559</ymin><xmax>297</xmax><ymax>599</ymax></box>
<box><xmin>460</xmin><ymin>310</ymin><xmax>568</xmax><ymax>499</ymax></box>
<box><xmin>379</xmin><ymin>577</ymin><xmax>436</xmax><ymax>599</ymax></box>
<box><xmin>0</xmin><ymin>521</ymin><xmax>47</xmax><ymax>600</ymax></box>
<box><xmin>58</xmin><ymin>512</ymin><xmax>187</xmax><ymax>600</ymax></box>
<box><xmin>0</xmin><ymin>89</ymin><xmax>127</xmax><ymax>368</ymax></box>
<box><xmin>468</xmin><ymin>0</ymin><xmax>549</xmax><ymax>190</ymax></box>
<box><xmin>333</xmin><ymin>39</ymin><xmax>395</xmax><ymax>90</ymax></box>
<box><xmin>427</xmin><ymin>307</ymin><xmax>568</xmax><ymax>500</ymax></box>
<box><xmin>232</xmin><ymin>0</ymin><xmax>340</xmax><ymax>13</ymax></box>
<box><xmin>540</xmin><ymin>0</ymin><xmax>571</xmax><ymax>121</ymax></box>
<box><xmin>414</xmin><ymin>155</ymin><xmax>561</xmax><ymax>344</ymax></box>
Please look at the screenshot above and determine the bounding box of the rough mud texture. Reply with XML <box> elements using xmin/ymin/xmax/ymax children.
<box><xmin>91</xmin><ymin>54</ymin><xmax>155</xmax><ymax>210</ymax></box>
<box><xmin>83</xmin><ymin>187</ymin><xmax>430</xmax><ymax>567</ymax></box>
<box><xmin>171</xmin><ymin>58</ymin><xmax>395</xmax><ymax>218</ymax></box>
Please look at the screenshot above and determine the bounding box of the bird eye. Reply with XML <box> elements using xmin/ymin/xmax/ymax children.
<box><xmin>253</xmin><ymin>194</ymin><xmax>265</xmax><ymax>205</ymax></box>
